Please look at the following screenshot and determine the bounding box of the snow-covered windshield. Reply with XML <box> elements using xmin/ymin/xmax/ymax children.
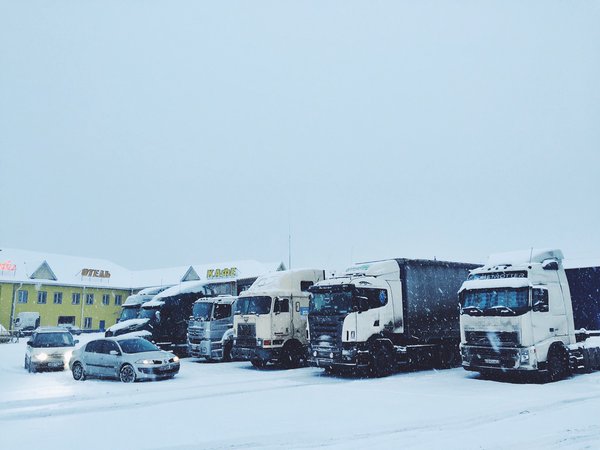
<box><xmin>118</xmin><ymin>338</ymin><xmax>160</xmax><ymax>353</ymax></box>
<box><xmin>309</xmin><ymin>287</ymin><xmax>354</xmax><ymax>315</ymax></box>
<box><xmin>460</xmin><ymin>288</ymin><xmax>529</xmax><ymax>316</ymax></box>
<box><xmin>234</xmin><ymin>296</ymin><xmax>271</xmax><ymax>315</ymax></box>
<box><xmin>192</xmin><ymin>302</ymin><xmax>213</xmax><ymax>320</ymax></box>
<box><xmin>119</xmin><ymin>307</ymin><xmax>139</xmax><ymax>322</ymax></box>
<box><xmin>32</xmin><ymin>332</ymin><xmax>74</xmax><ymax>348</ymax></box>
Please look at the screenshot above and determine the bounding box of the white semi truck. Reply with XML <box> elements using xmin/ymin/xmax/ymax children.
<box><xmin>232</xmin><ymin>269</ymin><xmax>325</xmax><ymax>368</ymax></box>
<box><xmin>187</xmin><ymin>295</ymin><xmax>237</xmax><ymax>361</ymax></box>
<box><xmin>459</xmin><ymin>249</ymin><xmax>600</xmax><ymax>382</ymax></box>
<box><xmin>308</xmin><ymin>259</ymin><xmax>479</xmax><ymax>377</ymax></box>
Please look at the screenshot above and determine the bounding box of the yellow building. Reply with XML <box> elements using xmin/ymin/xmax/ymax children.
<box><xmin>0</xmin><ymin>248</ymin><xmax>284</xmax><ymax>331</ymax></box>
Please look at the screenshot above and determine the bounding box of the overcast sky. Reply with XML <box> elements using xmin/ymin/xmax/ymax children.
<box><xmin>1</xmin><ymin>1</ymin><xmax>599</xmax><ymax>272</ymax></box>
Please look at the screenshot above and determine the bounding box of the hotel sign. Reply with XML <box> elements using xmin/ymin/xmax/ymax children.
<box><xmin>81</xmin><ymin>268</ymin><xmax>111</xmax><ymax>278</ymax></box>
<box><xmin>206</xmin><ymin>267</ymin><xmax>237</xmax><ymax>279</ymax></box>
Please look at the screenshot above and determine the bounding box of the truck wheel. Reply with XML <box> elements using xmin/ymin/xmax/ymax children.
<box><xmin>281</xmin><ymin>344</ymin><xmax>302</xmax><ymax>369</ymax></box>
<box><xmin>223</xmin><ymin>341</ymin><xmax>233</xmax><ymax>362</ymax></box>
<box><xmin>545</xmin><ymin>348</ymin><xmax>570</xmax><ymax>382</ymax></box>
<box><xmin>371</xmin><ymin>346</ymin><xmax>394</xmax><ymax>377</ymax></box>
<box><xmin>251</xmin><ymin>358</ymin><xmax>266</xmax><ymax>369</ymax></box>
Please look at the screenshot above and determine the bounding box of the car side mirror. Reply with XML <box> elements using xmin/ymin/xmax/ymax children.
<box><xmin>74</xmin><ymin>340</ymin><xmax>79</xmax><ymax>345</ymax></box>
<box><xmin>26</xmin><ymin>340</ymin><xmax>33</xmax><ymax>346</ymax></box>
<box><xmin>109</xmin><ymin>350</ymin><xmax>120</xmax><ymax>356</ymax></box>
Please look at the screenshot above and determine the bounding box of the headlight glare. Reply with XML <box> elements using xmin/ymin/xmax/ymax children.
<box><xmin>35</xmin><ymin>353</ymin><xmax>48</xmax><ymax>361</ymax></box>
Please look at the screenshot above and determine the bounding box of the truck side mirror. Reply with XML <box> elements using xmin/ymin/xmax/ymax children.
<box><xmin>274</xmin><ymin>300</ymin><xmax>281</xmax><ymax>315</ymax></box>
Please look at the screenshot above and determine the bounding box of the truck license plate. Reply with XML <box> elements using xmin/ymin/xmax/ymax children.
<box><xmin>484</xmin><ymin>358</ymin><xmax>500</xmax><ymax>365</ymax></box>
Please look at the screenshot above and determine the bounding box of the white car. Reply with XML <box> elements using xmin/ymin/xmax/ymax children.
<box><xmin>69</xmin><ymin>337</ymin><xmax>180</xmax><ymax>383</ymax></box>
<box><xmin>25</xmin><ymin>327</ymin><xmax>78</xmax><ymax>373</ymax></box>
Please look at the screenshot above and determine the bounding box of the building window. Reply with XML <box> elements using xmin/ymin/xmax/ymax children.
<box><xmin>72</xmin><ymin>293</ymin><xmax>81</xmax><ymax>305</ymax></box>
<box><xmin>17</xmin><ymin>290</ymin><xmax>28</xmax><ymax>303</ymax></box>
<box><xmin>102</xmin><ymin>294</ymin><xmax>110</xmax><ymax>305</ymax></box>
<box><xmin>84</xmin><ymin>317</ymin><xmax>92</xmax><ymax>329</ymax></box>
<box><xmin>53</xmin><ymin>292</ymin><xmax>63</xmax><ymax>304</ymax></box>
<box><xmin>115</xmin><ymin>294</ymin><xmax>122</xmax><ymax>306</ymax></box>
<box><xmin>85</xmin><ymin>293</ymin><xmax>94</xmax><ymax>305</ymax></box>
<box><xmin>37</xmin><ymin>291</ymin><xmax>47</xmax><ymax>304</ymax></box>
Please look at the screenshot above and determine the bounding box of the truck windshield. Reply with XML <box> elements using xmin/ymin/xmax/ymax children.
<box><xmin>119</xmin><ymin>307</ymin><xmax>139</xmax><ymax>322</ymax></box>
<box><xmin>192</xmin><ymin>302</ymin><xmax>213</xmax><ymax>320</ymax></box>
<box><xmin>460</xmin><ymin>288</ymin><xmax>529</xmax><ymax>316</ymax></box>
<box><xmin>139</xmin><ymin>306</ymin><xmax>160</xmax><ymax>320</ymax></box>
<box><xmin>234</xmin><ymin>296</ymin><xmax>271</xmax><ymax>315</ymax></box>
<box><xmin>309</xmin><ymin>287</ymin><xmax>354</xmax><ymax>315</ymax></box>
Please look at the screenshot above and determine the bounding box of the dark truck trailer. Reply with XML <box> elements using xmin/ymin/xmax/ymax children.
<box><xmin>308</xmin><ymin>258</ymin><xmax>479</xmax><ymax>376</ymax></box>
<box><xmin>565</xmin><ymin>266</ymin><xmax>600</xmax><ymax>333</ymax></box>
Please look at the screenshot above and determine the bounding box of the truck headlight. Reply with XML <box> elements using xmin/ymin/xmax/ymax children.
<box><xmin>35</xmin><ymin>353</ymin><xmax>48</xmax><ymax>362</ymax></box>
<box><xmin>519</xmin><ymin>349</ymin><xmax>530</xmax><ymax>364</ymax></box>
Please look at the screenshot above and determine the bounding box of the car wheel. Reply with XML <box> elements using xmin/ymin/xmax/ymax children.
<box><xmin>24</xmin><ymin>356</ymin><xmax>29</xmax><ymax>370</ymax></box>
<box><xmin>28</xmin><ymin>360</ymin><xmax>36</xmax><ymax>373</ymax></box>
<box><xmin>72</xmin><ymin>362</ymin><xmax>86</xmax><ymax>381</ymax></box>
<box><xmin>119</xmin><ymin>364</ymin><xmax>136</xmax><ymax>383</ymax></box>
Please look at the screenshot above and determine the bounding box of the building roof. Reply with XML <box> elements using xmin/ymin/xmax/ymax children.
<box><xmin>0</xmin><ymin>248</ymin><xmax>284</xmax><ymax>290</ymax></box>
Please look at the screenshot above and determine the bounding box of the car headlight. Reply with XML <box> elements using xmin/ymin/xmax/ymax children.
<box><xmin>35</xmin><ymin>353</ymin><xmax>48</xmax><ymax>362</ymax></box>
<box><xmin>136</xmin><ymin>359</ymin><xmax>153</xmax><ymax>365</ymax></box>
<box><xmin>172</xmin><ymin>356</ymin><xmax>180</xmax><ymax>362</ymax></box>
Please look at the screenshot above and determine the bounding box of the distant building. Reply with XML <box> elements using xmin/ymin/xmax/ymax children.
<box><xmin>0</xmin><ymin>248</ymin><xmax>284</xmax><ymax>331</ymax></box>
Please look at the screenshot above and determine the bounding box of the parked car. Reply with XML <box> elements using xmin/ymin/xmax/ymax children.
<box><xmin>58</xmin><ymin>323</ymin><xmax>82</xmax><ymax>335</ymax></box>
<box><xmin>18</xmin><ymin>326</ymin><xmax>36</xmax><ymax>337</ymax></box>
<box><xmin>70</xmin><ymin>337</ymin><xmax>180</xmax><ymax>383</ymax></box>
<box><xmin>25</xmin><ymin>327</ymin><xmax>78</xmax><ymax>373</ymax></box>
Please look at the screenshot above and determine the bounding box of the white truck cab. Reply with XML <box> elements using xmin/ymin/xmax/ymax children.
<box><xmin>232</xmin><ymin>269</ymin><xmax>325</xmax><ymax>368</ymax></box>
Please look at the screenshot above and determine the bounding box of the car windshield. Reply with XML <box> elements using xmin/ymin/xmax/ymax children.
<box><xmin>234</xmin><ymin>296</ymin><xmax>271</xmax><ymax>315</ymax></box>
<box><xmin>460</xmin><ymin>288</ymin><xmax>530</xmax><ymax>316</ymax></box>
<box><xmin>119</xmin><ymin>307</ymin><xmax>139</xmax><ymax>321</ymax></box>
<box><xmin>118</xmin><ymin>338</ymin><xmax>160</xmax><ymax>353</ymax></box>
<box><xmin>33</xmin><ymin>332</ymin><xmax>74</xmax><ymax>347</ymax></box>
<box><xmin>309</xmin><ymin>287</ymin><xmax>354</xmax><ymax>315</ymax></box>
<box><xmin>192</xmin><ymin>302</ymin><xmax>213</xmax><ymax>320</ymax></box>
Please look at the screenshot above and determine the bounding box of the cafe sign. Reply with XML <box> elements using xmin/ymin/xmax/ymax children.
<box><xmin>206</xmin><ymin>267</ymin><xmax>237</xmax><ymax>279</ymax></box>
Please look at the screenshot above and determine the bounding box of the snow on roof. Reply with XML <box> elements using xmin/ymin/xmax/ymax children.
<box><xmin>0</xmin><ymin>248</ymin><xmax>283</xmax><ymax>290</ymax></box>
<box><xmin>486</xmin><ymin>249</ymin><xmax>564</xmax><ymax>267</ymax></box>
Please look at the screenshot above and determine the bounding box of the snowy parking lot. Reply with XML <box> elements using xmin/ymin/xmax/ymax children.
<box><xmin>1</xmin><ymin>333</ymin><xmax>600</xmax><ymax>450</ymax></box>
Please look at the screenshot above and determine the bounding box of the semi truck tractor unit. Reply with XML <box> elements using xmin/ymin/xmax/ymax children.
<box><xmin>232</xmin><ymin>269</ymin><xmax>325</xmax><ymax>369</ymax></box>
<box><xmin>459</xmin><ymin>249</ymin><xmax>600</xmax><ymax>382</ymax></box>
<box><xmin>308</xmin><ymin>259</ymin><xmax>479</xmax><ymax>377</ymax></box>
<box><xmin>188</xmin><ymin>295</ymin><xmax>237</xmax><ymax>361</ymax></box>
<box><xmin>106</xmin><ymin>280</ymin><xmax>236</xmax><ymax>354</ymax></box>
<box><xmin>117</xmin><ymin>285</ymin><xmax>171</xmax><ymax>322</ymax></box>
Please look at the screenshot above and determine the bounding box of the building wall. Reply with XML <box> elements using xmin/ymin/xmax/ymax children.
<box><xmin>0</xmin><ymin>282</ymin><xmax>132</xmax><ymax>331</ymax></box>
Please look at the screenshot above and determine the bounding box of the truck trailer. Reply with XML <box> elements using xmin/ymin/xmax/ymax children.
<box><xmin>187</xmin><ymin>295</ymin><xmax>237</xmax><ymax>361</ymax></box>
<box><xmin>459</xmin><ymin>249</ymin><xmax>600</xmax><ymax>382</ymax></box>
<box><xmin>232</xmin><ymin>269</ymin><xmax>325</xmax><ymax>368</ymax></box>
<box><xmin>308</xmin><ymin>259</ymin><xmax>479</xmax><ymax>377</ymax></box>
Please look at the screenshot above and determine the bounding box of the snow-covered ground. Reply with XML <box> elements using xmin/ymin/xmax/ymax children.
<box><xmin>2</xmin><ymin>334</ymin><xmax>600</xmax><ymax>450</ymax></box>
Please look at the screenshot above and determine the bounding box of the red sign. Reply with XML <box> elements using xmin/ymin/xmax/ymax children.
<box><xmin>0</xmin><ymin>261</ymin><xmax>16</xmax><ymax>271</ymax></box>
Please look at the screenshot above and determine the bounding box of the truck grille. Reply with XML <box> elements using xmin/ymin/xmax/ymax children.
<box><xmin>236</xmin><ymin>323</ymin><xmax>256</xmax><ymax>348</ymax></box>
<box><xmin>465</xmin><ymin>331</ymin><xmax>519</xmax><ymax>347</ymax></box>
<box><xmin>464</xmin><ymin>346</ymin><xmax>519</xmax><ymax>368</ymax></box>
<box><xmin>188</xmin><ymin>326</ymin><xmax>205</xmax><ymax>344</ymax></box>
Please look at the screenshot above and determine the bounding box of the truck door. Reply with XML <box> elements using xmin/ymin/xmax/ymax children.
<box><xmin>272</xmin><ymin>298</ymin><xmax>291</xmax><ymax>342</ymax></box>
